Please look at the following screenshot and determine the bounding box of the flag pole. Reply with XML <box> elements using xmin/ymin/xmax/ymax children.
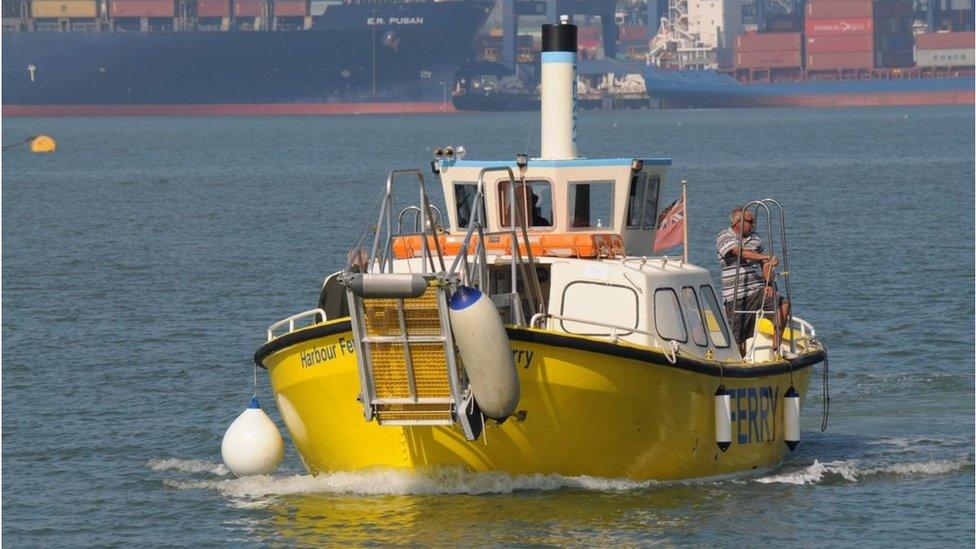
<box><xmin>681</xmin><ymin>180</ymin><xmax>688</xmax><ymax>263</ymax></box>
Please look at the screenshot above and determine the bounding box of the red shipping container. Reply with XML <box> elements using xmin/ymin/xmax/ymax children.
<box><xmin>110</xmin><ymin>0</ymin><xmax>174</xmax><ymax>17</ymax></box>
<box><xmin>735</xmin><ymin>50</ymin><xmax>803</xmax><ymax>69</ymax></box>
<box><xmin>197</xmin><ymin>0</ymin><xmax>229</xmax><ymax>17</ymax></box>
<box><xmin>806</xmin><ymin>33</ymin><xmax>874</xmax><ymax>52</ymax></box>
<box><xmin>806</xmin><ymin>51</ymin><xmax>874</xmax><ymax>70</ymax></box>
<box><xmin>805</xmin><ymin>18</ymin><xmax>873</xmax><ymax>35</ymax></box>
<box><xmin>273</xmin><ymin>0</ymin><xmax>305</xmax><ymax>16</ymax></box>
<box><xmin>915</xmin><ymin>31</ymin><xmax>975</xmax><ymax>50</ymax></box>
<box><xmin>234</xmin><ymin>0</ymin><xmax>262</xmax><ymax>16</ymax></box>
<box><xmin>806</xmin><ymin>1</ymin><xmax>872</xmax><ymax>19</ymax></box>
<box><xmin>619</xmin><ymin>25</ymin><xmax>647</xmax><ymax>42</ymax></box>
<box><xmin>736</xmin><ymin>32</ymin><xmax>802</xmax><ymax>52</ymax></box>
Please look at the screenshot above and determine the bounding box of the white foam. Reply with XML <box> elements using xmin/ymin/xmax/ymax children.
<box><xmin>755</xmin><ymin>460</ymin><xmax>858</xmax><ymax>485</ymax></box>
<box><xmin>162</xmin><ymin>466</ymin><xmax>656</xmax><ymax>499</ymax></box>
<box><xmin>148</xmin><ymin>458</ymin><xmax>229</xmax><ymax>476</ymax></box>
<box><xmin>755</xmin><ymin>456</ymin><xmax>972</xmax><ymax>485</ymax></box>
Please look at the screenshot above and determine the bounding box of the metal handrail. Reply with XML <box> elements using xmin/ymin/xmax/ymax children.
<box><xmin>730</xmin><ymin>198</ymin><xmax>796</xmax><ymax>354</ymax></box>
<box><xmin>447</xmin><ymin>166</ymin><xmax>545</xmax><ymax>324</ymax></box>
<box><xmin>396</xmin><ymin>204</ymin><xmax>443</xmax><ymax>234</ymax></box>
<box><xmin>355</xmin><ymin>168</ymin><xmax>446</xmax><ymax>276</ymax></box>
<box><xmin>530</xmin><ymin>312</ymin><xmax>661</xmax><ymax>346</ymax></box>
<box><xmin>349</xmin><ymin>165</ymin><xmax>546</xmax><ymax>326</ymax></box>
<box><xmin>737</xmin><ymin>311</ymin><xmax>816</xmax><ymax>361</ymax></box>
<box><xmin>267</xmin><ymin>308</ymin><xmax>327</xmax><ymax>342</ymax></box>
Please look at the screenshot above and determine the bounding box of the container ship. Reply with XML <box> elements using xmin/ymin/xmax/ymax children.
<box><xmin>2</xmin><ymin>0</ymin><xmax>492</xmax><ymax>116</ymax></box>
<box><xmin>453</xmin><ymin>0</ymin><xmax>975</xmax><ymax>110</ymax></box>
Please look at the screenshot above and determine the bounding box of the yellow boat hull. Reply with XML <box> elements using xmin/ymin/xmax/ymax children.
<box><xmin>258</xmin><ymin>318</ymin><xmax>818</xmax><ymax>481</ymax></box>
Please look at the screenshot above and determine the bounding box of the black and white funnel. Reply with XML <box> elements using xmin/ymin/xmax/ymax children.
<box><xmin>540</xmin><ymin>15</ymin><xmax>578</xmax><ymax>160</ymax></box>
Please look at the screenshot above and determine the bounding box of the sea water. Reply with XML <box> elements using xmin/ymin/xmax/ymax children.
<box><xmin>3</xmin><ymin>107</ymin><xmax>973</xmax><ymax>546</ymax></box>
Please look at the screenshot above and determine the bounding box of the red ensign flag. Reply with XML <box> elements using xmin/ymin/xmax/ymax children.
<box><xmin>653</xmin><ymin>195</ymin><xmax>685</xmax><ymax>253</ymax></box>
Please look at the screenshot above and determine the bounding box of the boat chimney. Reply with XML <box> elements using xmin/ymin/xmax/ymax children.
<box><xmin>540</xmin><ymin>15</ymin><xmax>577</xmax><ymax>160</ymax></box>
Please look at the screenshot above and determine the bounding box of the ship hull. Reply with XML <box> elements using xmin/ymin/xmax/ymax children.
<box><xmin>2</xmin><ymin>101</ymin><xmax>455</xmax><ymax>116</ymax></box>
<box><xmin>2</xmin><ymin>1</ymin><xmax>489</xmax><ymax>115</ymax></box>
<box><xmin>454</xmin><ymin>69</ymin><xmax>975</xmax><ymax>111</ymax></box>
<box><xmin>646</xmin><ymin>71</ymin><xmax>976</xmax><ymax>109</ymax></box>
<box><xmin>256</xmin><ymin>318</ymin><xmax>819</xmax><ymax>481</ymax></box>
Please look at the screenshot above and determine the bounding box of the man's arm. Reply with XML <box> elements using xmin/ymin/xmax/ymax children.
<box><xmin>725</xmin><ymin>245</ymin><xmax>775</xmax><ymax>264</ymax></box>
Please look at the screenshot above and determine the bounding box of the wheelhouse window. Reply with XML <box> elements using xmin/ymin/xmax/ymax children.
<box><xmin>653</xmin><ymin>288</ymin><xmax>687</xmax><ymax>343</ymax></box>
<box><xmin>625</xmin><ymin>171</ymin><xmax>661</xmax><ymax>230</ymax></box>
<box><xmin>454</xmin><ymin>182</ymin><xmax>484</xmax><ymax>230</ymax></box>
<box><xmin>641</xmin><ymin>176</ymin><xmax>661</xmax><ymax>230</ymax></box>
<box><xmin>699</xmin><ymin>285</ymin><xmax>731</xmax><ymax>348</ymax></box>
<box><xmin>680</xmin><ymin>286</ymin><xmax>708</xmax><ymax>347</ymax></box>
<box><xmin>498</xmin><ymin>179</ymin><xmax>553</xmax><ymax>228</ymax></box>
<box><xmin>568</xmin><ymin>180</ymin><xmax>614</xmax><ymax>229</ymax></box>
<box><xmin>625</xmin><ymin>174</ymin><xmax>646</xmax><ymax>228</ymax></box>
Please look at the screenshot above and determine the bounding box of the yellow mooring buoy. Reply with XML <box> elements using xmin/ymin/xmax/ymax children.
<box><xmin>30</xmin><ymin>134</ymin><xmax>57</xmax><ymax>153</ymax></box>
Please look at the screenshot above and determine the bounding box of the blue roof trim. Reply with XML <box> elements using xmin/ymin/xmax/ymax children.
<box><xmin>450</xmin><ymin>158</ymin><xmax>671</xmax><ymax>169</ymax></box>
<box><xmin>541</xmin><ymin>51</ymin><xmax>575</xmax><ymax>64</ymax></box>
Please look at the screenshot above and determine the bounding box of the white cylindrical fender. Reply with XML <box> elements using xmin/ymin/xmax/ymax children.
<box><xmin>448</xmin><ymin>286</ymin><xmax>519</xmax><ymax>419</ymax></box>
<box><xmin>784</xmin><ymin>386</ymin><xmax>801</xmax><ymax>451</ymax></box>
<box><xmin>221</xmin><ymin>396</ymin><xmax>284</xmax><ymax>476</ymax></box>
<box><xmin>347</xmin><ymin>273</ymin><xmax>428</xmax><ymax>299</ymax></box>
<box><xmin>714</xmin><ymin>385</ymin><xmax>732</xmax><ymax>452</ymax></box>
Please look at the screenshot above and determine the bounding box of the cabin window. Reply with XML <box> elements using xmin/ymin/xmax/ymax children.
<box><xmin>561</xmin><ymin>282</ymin><xmax>638</xmax><ymax>336</ymax></box>
<box><xmin>699</xmin><ymin>285</ymin><xmax>731</xmax><ymax>348</ymax></box>
<box><xmin>681</xmin><ymin>286</ymin><xmax>708</xmax><ymax>347</ymax></box>
<box><xmin>568</xmin><ymin>180</ymin><xmax>614</xmax><ymax>229</ymax></box>
<box><xmin>625</xmin><ymin>171</ymin><xmax>661</xmax><ymax>230</ymax></box>
<box><xmin>454</xmin><ymin>182</ymin><xmax>484</xmax><ymax>229</ymax></box>
<box><xmin>498</xmin><ymin>179</ymin><xmax>553</xmax><ymax>228</ymax></box>
<box><xmin>641</xmin><ymin>177</ymin><xmax>661</xmax><ymax>230</ymax></box>
<box><xmin>653</xmin><ymin>288</ymin><xmax>687</xmax><ymax>343</ymax></box>
<box><xmin>625</xmin><ymin>173</ymin><xmax>646</xmax><ymax>228</ymax></box>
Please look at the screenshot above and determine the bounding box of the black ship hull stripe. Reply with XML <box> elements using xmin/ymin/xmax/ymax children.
<box><xmin>253</xmin><ymin>318</ymin><xmax>824</xmax><ymax>378</ymax></box>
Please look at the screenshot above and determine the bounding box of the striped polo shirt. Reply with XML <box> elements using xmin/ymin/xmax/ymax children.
<box><xmin>716</xmin><ymin>227</ymin><xmax>765</xmax><ymax>302</ymax></box>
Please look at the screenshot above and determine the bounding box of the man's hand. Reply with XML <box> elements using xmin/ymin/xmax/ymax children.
<box><xmin>764</xmin><ymin>285</ymin><xmax>776</xmax><ymax>299</ymax></box>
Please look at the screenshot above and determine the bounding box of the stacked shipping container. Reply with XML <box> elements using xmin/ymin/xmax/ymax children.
<box><xmin>804</xmin><ymin>0</ymin><xmax>912</xmax><ymax>71</ymax></box>
<box><xmin>196</xmin><ymin>0</ymin><xmax>230</xmax><ymax>18</ymax></box>
<box><xmin>734</xmin><ymin>31</ymin><xmax>803</xmax><ymax>70</ymax></box>
<box><xmin>735</xmin><ymin>0</ymin><xmax>921</xmax><ymax>74</ymax></box>
<box><xmin>914</xmin><ymin>31</ymin><xmax>975</xmax><ymax>67</ymax></box>
<box><xmin>31</xmin><ymin>0</ymin><xmax>97</xmax><ymax>18</ymax></box>
<box><xmin>273</xmin><ymin>0</ymin><xmax>307</xmax><ymax>17</ymax></box>
<box><xmin>109</xmin><ymin>1</ymin><xmax>174</xmax><ymax>17</ymax></box>
<box><xmin>26</xmin><ymin>0</ymin><xmax>310</xmax><ymax>20</ymax></box>
<box><xmin>233</xmin><ymin>0</ymin><xmax>263</xmax><ymax>17</ymax></box>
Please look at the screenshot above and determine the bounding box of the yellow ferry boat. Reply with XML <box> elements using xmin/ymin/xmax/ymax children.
<box><xmin>253</xmin><ymin>18</ymin><xmax>827</xmax><ymax>481</ymax></box>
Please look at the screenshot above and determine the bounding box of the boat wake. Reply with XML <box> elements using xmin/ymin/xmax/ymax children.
<box><xmin>149</xmin><ymin>451</ymin><xmax>973</xmax><ymax>499</ymax></box>
<box><xmin>154</xmin><ymin>464</ymin><xmax>657</xmax><ymax>498</ymax></box>
<box><xmin>148</xmin><ymin>458</ymin><xmax>229</xmax><ymax>476</ymax></box>
<box><xmin>755</xmin><ymin>456</ymin><xmax>973</xmax><ymax>485</ymax></box>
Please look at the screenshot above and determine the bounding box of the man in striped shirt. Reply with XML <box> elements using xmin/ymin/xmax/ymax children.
<box><xmin>716</xmin><ymin>207</ymin><xmax>790</xmax><ymax>356</ymax></box>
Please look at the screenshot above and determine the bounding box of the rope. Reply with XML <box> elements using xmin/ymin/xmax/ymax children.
<box><xmin>2</xmin><ymin>136</ymin><xmax>34</xmax><ymax>151</ymax></box>
<box><xmin>666</xmin><ymin>340</ymin><xmax>679</xmax><ymax>364</ymax></box>
<box><xmin>252</xmin><ymin>358</ymin><xmax>258</xmax><ymax>399</ymax></box>
<box><xmin>820</xmin><ymin>342</ymin><xmax>830</xmax><ymax>432</ymax></box>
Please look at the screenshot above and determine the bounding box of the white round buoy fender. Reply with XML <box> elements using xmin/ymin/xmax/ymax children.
<box><xmin>714</xmin><ymin>385</ymin><xmax>732</xmax><ymax>452</ymax></box>
<box><xmin>221</xmin><ymin>396</ymin><xmax>284</xmax><ymax>476</ymax></box>
<box><xmin>784</xmin><ymin>386</ymin><xmax>801</xmax><ymax>451</ymax></box>
<box><xmin>448</xmin><ymin>286</ymin><xmax>519</xmax><ymax>419</ymax></box>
